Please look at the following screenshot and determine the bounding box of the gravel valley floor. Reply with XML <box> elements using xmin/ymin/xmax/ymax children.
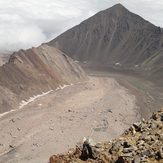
<box><xmin>0</xmin><ymin>76</ymin><xmax>149</xmax><ymax>163</ymax></box>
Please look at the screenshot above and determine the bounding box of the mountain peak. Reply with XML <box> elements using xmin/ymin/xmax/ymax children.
<box><xmin>112</xmin><ymin>3</ymin><xmax>125</xmax><ymax>8</ymax></box>
<box><xmin>48</xmin><ymin>4</ymin><xmax>163</xmax><ymax>84</ymax></box>
<box><xmin>107</xmin><ymin>3</ymin><xmax>129</xmax><ymax>15</ymax></box>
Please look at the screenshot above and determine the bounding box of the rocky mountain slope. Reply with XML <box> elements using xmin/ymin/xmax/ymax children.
<box><xmin>0</xmin><ymin>44</ymin><xmax>87</xmax><ymax>113</ymax></box>
<box><xmin>49</xmin><ymin>107</ymin><xmax>163</xmax><ymax>163</ymax></box>
<box><xmin>48</xmin><ymin>4</ymin><xmax>163</xmax><ymax>85</ymax></box>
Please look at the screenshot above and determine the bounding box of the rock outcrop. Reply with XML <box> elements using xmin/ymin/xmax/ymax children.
<box><xmin>0</xmin><ymin>44</ymin><xmax>88</xmax><ymax>113</ymax></box>
<box><xmin>49</xmin><ymin>107</ymin><xmax>163</xmax><ymax>163</ymax></box>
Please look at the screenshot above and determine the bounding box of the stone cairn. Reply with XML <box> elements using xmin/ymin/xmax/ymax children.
<box><xmin>49</xmin><ymin>107</ymin><xmax>163</xmax><ymax>163</ymax></box>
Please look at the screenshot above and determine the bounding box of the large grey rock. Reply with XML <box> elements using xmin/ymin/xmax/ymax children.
<box><xmin>134</xmin><ymin>156</ymin><xmax>141</xmax><ymax>163</ymax></box>
<box><xmin>81</xmin><ymin>137</ymin><xmax>100</xmax><ymax>159</ymax></box>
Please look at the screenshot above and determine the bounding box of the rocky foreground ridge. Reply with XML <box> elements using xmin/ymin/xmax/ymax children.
<box><xmin>49</xmin><ymin>107</ymin><xmax>163</xmax><ymax>163</ymax></box>
<box><xmin>0</xmin><ymin>44</ymin><xmax>87</xmax><ymax>113</ymax></box>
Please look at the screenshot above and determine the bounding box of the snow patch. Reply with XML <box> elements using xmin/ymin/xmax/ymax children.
<box><xmin>0</xmin><ymin>83</ymin><xmax>74</xmax><ymax>118</ymax></box>
<box><xmin>0</xmin><ymin>110</ymin><xmax>15</xmax><ymax>117</ymax></box>
<box><xmin>19</xmin><ymin>84</ymin><xmax>73</xmax><ymax>108</ymax></box>
<box><xmin>115</xmin><ymin>63</ymin><xmax>121</xmax><ymax>66</ymax></box>
<box><xmin>135</xmin><ymin>65</ymin><xmax>139</xmax><ymax>68</ymax></box>
<box><xmin>19</xmin><ymin>90</ymin><xmax>54</xmax><ymax>109</ymax></box>
<box><xmin>56</xmin><ymin>84</ymin><xmax>73</xmax><ymax>90</ymax></box>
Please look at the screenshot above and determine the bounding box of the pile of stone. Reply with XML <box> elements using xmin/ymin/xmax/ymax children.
<box><xmin>49</xmin><ymin>108</ymin><xmax>163</xmax><ymax>163</ymax></box>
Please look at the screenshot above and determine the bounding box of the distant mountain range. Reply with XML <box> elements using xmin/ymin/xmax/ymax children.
<box><xmin>48</xmin><ymin>4</ymin><xmax>163</xmax><ymax>85</ymax></box>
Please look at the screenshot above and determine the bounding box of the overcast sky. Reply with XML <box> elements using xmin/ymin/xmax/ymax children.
<box><xmin>0</xmin><ymin>0</ymin><xmax>163</xmax><ymax>54</ymax></box>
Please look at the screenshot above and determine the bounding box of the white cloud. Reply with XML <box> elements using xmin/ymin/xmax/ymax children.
<box><xmin>0</xmin><ymin>0</ymin><xmax>163</xmax><ymax>54</ymax></box>
<box><xmin>0</xmin><ymin>17</ymin><xmax>46</xmax><ymax>52</ymax></box>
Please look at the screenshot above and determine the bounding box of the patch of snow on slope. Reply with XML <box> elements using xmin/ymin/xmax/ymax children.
<box><xmin>0</xmin><ymin>110</ymin><xmax>15</xmax><ymax>117</ymax></box>
<box><xmin>56</xmin><ymin>84</ymin><xmax>73</xmax><ymax>90</ymax></box>
<box><xmin>19</xmin><ymin>84</ymin><xmax>73</xmax><ymax>108</ymax></box>
<box><xmin>19</xmin><ymin>90</ymin><xmax>54</xmax><ymax>109</ymax></box>
<box><xmin>0</xmin><ymin>84</ymin><xmax>74</xmax><ymax>118</ymax></box>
